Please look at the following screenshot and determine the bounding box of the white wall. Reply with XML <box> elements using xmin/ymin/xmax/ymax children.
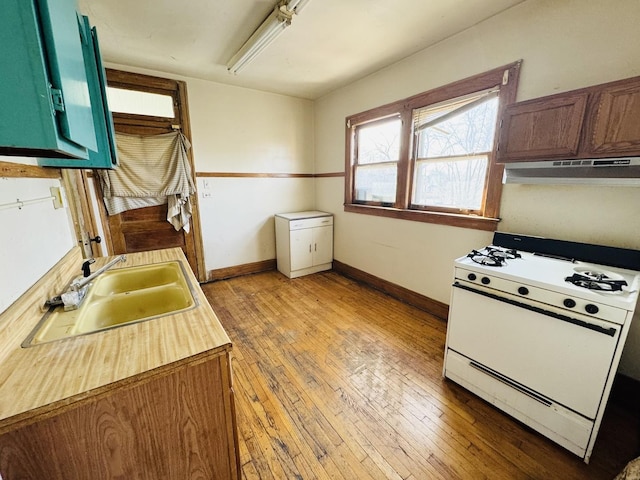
<box><xmin>186</xmin><ymin>80</ymin><xmax>314</xmax><ymax>175</ymax></box>
<box><xmin>313</xmin><ymin>0</ymin><xmax>640</xmax><ymax>376</ymax></box>
<box><xmin>186</xmin><ymin>78</ymin><xmax>316</xmax><ymax>271</ymax></box>
<box><xmin>103</xmin><ymin>65</ymin><xmax>316</xmax><ymax>273</ymax></box>
<box><xmin>198</xmin><ymin>177</ymin><xmax>314</xmax><ymax>270</ymax></box>
<box><xmin>0</xmin><ymin>173</ymin><xmax>76</xmax><ymax>315</ymax></box>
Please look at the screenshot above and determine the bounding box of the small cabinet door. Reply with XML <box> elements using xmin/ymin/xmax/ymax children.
<box><xmin>39</xmin><ymin>16</ymin><xmax>118</xmax><ymax>169</ymax></box>
<box><xmin>290</xmin><ymin>228</ymin><xmax>313</xmax><ymax>271</ymax></box>
<box><xmin>37</xmin><ymin>0</ymin><xmax>96</xmax><ymax>151</ymax></box>
<box><xmin>312</xmin><ymin>225</ymin><xmax>333</xmax><ymax>266</ymax></box>
<box><xmin>587</xmin><ymin>80</ymin><xmax>640</xmax><ymax>156</ymax></box>
<box><xmin>497</xmin><ymin>93</ymin><xmax>588</xmax><ymax>162</ymax></box>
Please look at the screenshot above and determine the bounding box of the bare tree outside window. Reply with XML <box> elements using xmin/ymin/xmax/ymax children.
<box><xmin>354</xmin><ymin>118</ymin><xmax>401</xmax><ymax>204</ymax></box>
<box><xmin>413</xmin><ymin>95</ymin><xmax>499</xmax><ymax>211</ymax></box>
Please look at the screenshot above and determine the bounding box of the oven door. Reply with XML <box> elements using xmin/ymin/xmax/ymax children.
<box><xmin>445</xmin><ymin>281</ymin><xmax>622</xmax><ymax>419</ymax></box>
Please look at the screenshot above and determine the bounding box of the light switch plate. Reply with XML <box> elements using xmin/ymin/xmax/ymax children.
<box><xmin>50</xmin><ymin>186</ymin><xmax>64</xmax><ymax>209</ymax></box>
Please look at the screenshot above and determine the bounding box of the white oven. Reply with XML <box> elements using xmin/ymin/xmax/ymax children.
<box><xmin>443</xmin><ymin>233</ymin><xmax>640</xmax><ymax>463</ymax></box>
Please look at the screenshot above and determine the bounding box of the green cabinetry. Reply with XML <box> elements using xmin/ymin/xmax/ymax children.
<box><xmin>0</xmin><ymin>0</ymin><xmax>117</xmax><ymax>168</ymax></box>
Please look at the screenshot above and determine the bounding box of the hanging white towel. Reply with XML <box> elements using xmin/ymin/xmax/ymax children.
<box><xmin>98</xmin><ymin>131</ymin><xmax>196</xmax><ymax>232</ymax></box>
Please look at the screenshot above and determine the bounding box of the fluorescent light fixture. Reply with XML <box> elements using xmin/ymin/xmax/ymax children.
<box><xmin>287</xmin><ymin>0</ymin><xmax>312</xmax><ymax>14</ymax></box>
<box><xmin>226</xmin><ymin>0</ymin><xmax>311</xmax><ymax>74</ymax></box>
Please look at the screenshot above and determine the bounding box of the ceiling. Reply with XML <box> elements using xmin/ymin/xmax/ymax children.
<box><xmin>78</xmin><ymin>0</ymin><xmax>526</xmax><ymax>100</ymax></box>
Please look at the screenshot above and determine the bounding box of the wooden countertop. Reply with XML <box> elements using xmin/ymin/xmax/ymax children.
<box><xmin>0</xmin><ymin>247</ymin><xmax>231</xmax><ymax>433</ymax></box>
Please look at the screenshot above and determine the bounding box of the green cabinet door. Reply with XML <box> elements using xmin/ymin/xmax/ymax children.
<box><xmin>39</xmin><ymin>16</ymin><xmax>118</xmax><ymax>169</ymax></box>
<box><xmin>0</xmin><ymin>0</ymin><xmax>95</xmax><ymax>159</ymax></box>
<box><xmin>37</xmin><ymin>0</ymin><xmax>97</xmax><ymax>152</ymax></box>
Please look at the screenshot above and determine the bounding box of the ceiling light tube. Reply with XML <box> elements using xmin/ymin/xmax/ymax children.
<box><xmin>286</xmin><ymin>0</ymin><xmax>312</xmax><ymax>14</ymax></box>
<box><xmin>227</xmin><ymin>1</ymin><xmax>294</xmax><ymax>74</ymax></box>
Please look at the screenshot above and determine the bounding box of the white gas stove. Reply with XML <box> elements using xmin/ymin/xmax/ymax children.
<box><xmin>443</xmin><ymin>232</ymin><xmax>640</xmax><ymax>463</ymax></box>
<box><xmin>457</xmin><ymin>245</ymin><xmax>640</xmax><ymax>321</ymax></box>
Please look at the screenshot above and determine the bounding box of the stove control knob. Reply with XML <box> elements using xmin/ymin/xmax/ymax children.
<box><xmin>481</xmin><ymin>277</ymin><xmax>490</xmax><ymax>285</ymax></box>
<box><xmin>563</xmin><ymin>298</ymin><xmax>576</xmax><ymax>308</ymax></box>
<box><xmin>585</xmin><ymin>304</ymin><xmax>599</xmax><ymax>315</ymax></box>
<box><xmin>518</xmin><ymin>286</ymin><xmax>529</xmax><ymax>296</ymax></box>
<box><xmin>467</xmin><ymin>273</ymin><xmax>477</xmax><ymax>281</ymax></box>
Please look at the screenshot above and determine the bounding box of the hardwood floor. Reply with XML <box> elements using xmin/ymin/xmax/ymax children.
<box><xmin>201</xmin><ymin>271</ymin><xmax>640</xmax><ymax>480</ymax></box>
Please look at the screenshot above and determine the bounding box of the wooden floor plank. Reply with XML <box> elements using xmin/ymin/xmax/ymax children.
<box><xmin>202</xmin><ymin>271</ymin><xmax>639</xmax><ymax>480</ymax></box>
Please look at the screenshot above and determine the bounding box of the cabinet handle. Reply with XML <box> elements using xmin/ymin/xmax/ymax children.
<box><xmin>309</xmin><ymin>244</ymin><xmax>312</xmax><ymax>253</ymax></box>
<box><xmin>314</xmin><ymin>243</ymin><xmax>317</xmax><ymax>252</ymax></box>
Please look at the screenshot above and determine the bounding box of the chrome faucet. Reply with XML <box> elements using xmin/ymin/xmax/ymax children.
<box><xmin>69</xmin><ymin>255</ymin><xmax>127</xmax><ymax>291</ymax></box>
<box><xmin>47</xmin><ymin>255</ymin><xmax>127</xmax><ymax>311</ymax></box>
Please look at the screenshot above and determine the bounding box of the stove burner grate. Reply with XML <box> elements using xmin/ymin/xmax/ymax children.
<box><xmin>467</xmin><ymin>247</ymin><xmax>521</xmax><ymax>267</ymax></box>
<box><xmin>565</xmin><ymin>273</ymin><xmax>628</xmax><ymax>292</ymax></box>
<box><xmin>486</xmin><ymin>247</ymin><xmax>521</xmax><ymax>260</ymax></box>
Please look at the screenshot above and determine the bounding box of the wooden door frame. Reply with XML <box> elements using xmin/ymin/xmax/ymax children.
<box><xmin>88</xmin><ymin>69</ymin><xmax>206</xmax><ymax>281</ymax></box>
<box><xmin>62</xmin><ymin>169</ymin><xmax>104</xmax><ymax>258</ymax></box>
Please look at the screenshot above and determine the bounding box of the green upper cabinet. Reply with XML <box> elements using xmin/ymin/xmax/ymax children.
<box><xmin>0</xmin><ymin>0</ymin><xmax>117</xmax><ymax>168</ymax></box>
<box><xmin>39</xmin><ymin>16</ymin><xmax>118</xmax><ymax>169</ymax></box>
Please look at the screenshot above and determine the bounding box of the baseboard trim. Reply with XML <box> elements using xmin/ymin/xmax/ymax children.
<box><xmin>205</xmin><ymin>258</ymin><xmax>449</xmax><ymax>320</ymax></box>
<box><xmin>333</xmin><ymin>260</ymin><xmax>449</xmax><ymax>320</ymax></box>
<box><xmin>207</xmin><ymin>259</ymin><xmax>276</xmax><ymax>282</ymax></box>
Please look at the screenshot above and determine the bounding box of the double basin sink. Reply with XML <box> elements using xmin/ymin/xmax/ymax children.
<box><xmin>23</xmin><ymin>260</ymin><xmax>197</xmax><ymax>347</ymax></box>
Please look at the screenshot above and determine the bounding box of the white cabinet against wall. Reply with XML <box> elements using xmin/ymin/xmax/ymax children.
<box><xmin>275</xmin><ymin>211</ymin><xmax>333</xmax><ymax>279</ymax></box>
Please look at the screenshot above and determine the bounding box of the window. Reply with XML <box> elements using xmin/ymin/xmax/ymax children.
<box><xmin>353</xmin><ymin>116</ymin><xmax>401</xmax><ymax>205</ymax></box>
<box><xmin>106</xmin><ymin>87</ymin><xmax>175</xmax><ymax>118</ymax></box>
<box><xmin>345</xmin><ymin>62</ymin><xmax>521</xmax><ymax>231</ymax></box>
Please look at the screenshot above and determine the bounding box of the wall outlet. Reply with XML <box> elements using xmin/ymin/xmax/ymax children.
<box><xmin>202</xmin><ymin>191</ymin><xmax>212</xmax><ymax>198</ymax></box>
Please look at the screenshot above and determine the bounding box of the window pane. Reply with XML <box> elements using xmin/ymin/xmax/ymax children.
<box><xmin>416</xmin><ymin>96</ymin><xmax>498</xmax><ymax>158</ymax></box>
<box><xmin>354</xmin><ymin>163</ymin><xmax>397</xmax><ymax>203</ymax></box>
<box><xmin>357</xmin><ymin>118</ymin><xmax>401</xmax><ymax>164</ymax></box>
<box><xmin>412</xmin><ymin>155</ymin><xmax>488</xmax><ymax>210</ymax></box>
<box><xmin>106</xmin><ymin>87</ymin><xmax>175</xmax><ymax>118</ymax></box>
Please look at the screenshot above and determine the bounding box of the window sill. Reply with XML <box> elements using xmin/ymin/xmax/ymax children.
<box><xmin>344</xmin><ymin>204</ymin><xmax>500</xmax><ymax>231</ymax></box>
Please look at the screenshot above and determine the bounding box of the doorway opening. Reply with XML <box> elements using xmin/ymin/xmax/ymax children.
<box><xmin>82</xmin><ymin>69</ymin><xmax>205</xmax><ymax>281</ymax></box>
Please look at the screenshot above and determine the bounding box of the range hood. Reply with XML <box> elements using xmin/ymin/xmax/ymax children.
<box><xmin>503</xmin><ymin>157</ymin><xmax>640</xmax><ymax>186</ymax></box>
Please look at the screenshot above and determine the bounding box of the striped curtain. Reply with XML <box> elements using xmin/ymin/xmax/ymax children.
<box><xmin>98</xmin><ymin>131</ymin><xmax>196</xmax><ymax>232</ymax></box>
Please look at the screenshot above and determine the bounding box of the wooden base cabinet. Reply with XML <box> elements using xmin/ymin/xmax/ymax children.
<box><xmin>0</xmin><ymin>351</ymin><xmax>240</xmax><ymax>480</ymax></box>
<box><xmin>275</xmin><ymin>211</ymin><xmax>333</xmax><ymax>279</ymax></box>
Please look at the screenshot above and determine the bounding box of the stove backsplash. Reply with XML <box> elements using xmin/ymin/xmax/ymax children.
<box><xmin>493</xmin><ymin>232</ymin><xmax>640</xmax><ymax>271</ymax></box>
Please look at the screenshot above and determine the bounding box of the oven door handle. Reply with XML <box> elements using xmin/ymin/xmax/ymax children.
<box><xmin>469</xmin><ymin>360</ymin><xmax>553</xmax><ymax>407</ymax></box>
<box><xmin>452</xmin><ymin>282</ymin><xmax>618</xmax><ymax>337</ymax></box>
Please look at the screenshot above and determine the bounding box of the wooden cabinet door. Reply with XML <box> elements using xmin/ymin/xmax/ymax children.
<box><xmin>497</xmin><ymin>93</ymin><xmax>588</xmax><ymax>162</ymax></box>
<box><xmin>587</xmin><ymin>80</ymin><xmax>640</xmax><ymax>156</ymax></box>
<box><xmin>312</xmin><ymin>225</ymin><xmax>333</xmax><ymax>266</ymax></box>
<box><xmin>0</xmin><ymin>354</ymin><xmax>240</xmax><ymax>480</ymax></box>
<box><xmin>290</xmin><ymin>228</ymin><xmax>313</xmax><ymax>271</ymax></box>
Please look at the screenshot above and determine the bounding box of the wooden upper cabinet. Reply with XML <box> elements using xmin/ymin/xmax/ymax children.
<box><xmin>497</xmin><ymin>93</ymin><xmax>588</xmax><ymax>162</ymax></box>
<box><xmin>587</xmin><ymin>82</ymin><xmax>640</xmax><ymax>155</ymax></box>
<box><xmin>496</xmin><ymin>75</ymin><xmax>640</xmax><ymax>163</ymax></box>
